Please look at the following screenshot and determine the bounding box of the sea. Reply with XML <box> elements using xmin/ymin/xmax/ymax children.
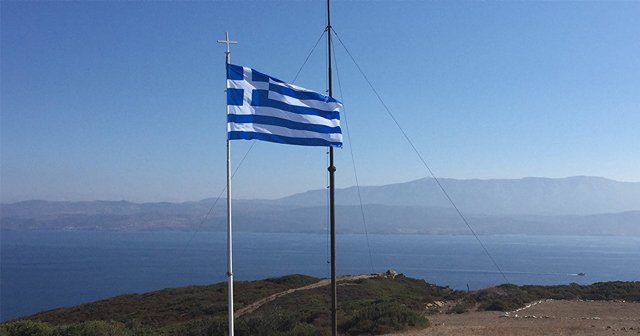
<box><xmin>1</xmin><ymin>231</ymin><xmax>639</xmax><ymax>322</ymax></box>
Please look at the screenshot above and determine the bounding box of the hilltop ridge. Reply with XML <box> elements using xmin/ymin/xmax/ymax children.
<box><xmin>3</xmin><ymin>273</ymin><xmax>639</xmax><ymax>336</ymax></box>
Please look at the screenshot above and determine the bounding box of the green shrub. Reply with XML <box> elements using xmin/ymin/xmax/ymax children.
<box><xmin>447</xmin><ymin>302</ymin><xmax>471</xmax><ymax>314</ymax></box>
<box><xmin>61</xmin><ymin>320</ymin><xmax>130</xmax><ymax>336</ymax></box>
<box><xmin>236</xmin><ymin>311</ymin><xmax>315</xmax><ymax>336</ymax></box>
<box><xmin>163</xmin><ymin>317</ymin><xmax>226</xmax><ymax>336</ymax></box>
<box><xmin>0</xmin><ymin>320</ymin><xmax>157</xmax><ymax>336</ymax></box>
<box><xmin>264</xmin><ymin>275</ymin><xmax>318</xmax><ymax>287</ymax></box>
<box><xmin>481</xmin><ymin>300</ymin><xmax>510</xmax><ymax>312</ymax></box>
<box><xmin>0</xmin><ymin>320</ymin><xmax>56</xmax><ymax>336</ymax></box>
<box><xmin>340</xmin><ymin>300</ymin><xmax>428</xmax><ymax>335</ymax></box>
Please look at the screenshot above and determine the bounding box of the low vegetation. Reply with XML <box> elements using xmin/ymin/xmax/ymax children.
<box><xmin>467</xmin><ymin>281</ymin><xmax>640</xmax><ymax>312</ymax></box>
<box><xmin>2</xmin><ymin>274</ymin><xmax>639</xmax><ymax>336</ymax></box>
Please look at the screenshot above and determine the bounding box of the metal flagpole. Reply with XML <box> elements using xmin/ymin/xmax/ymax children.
<box><xmin>217</xmin><ymin>32</ymin><xmax>237</xmax><ymax>336</ymax></box>
<box><xmin>326</xmin><ymin>1</ymin><xmax>338</xmax><ymax>335</ymax></box>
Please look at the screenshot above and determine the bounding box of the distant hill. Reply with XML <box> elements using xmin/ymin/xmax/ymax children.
<box><xmin>277</xmin><ymin>176</ymin><xmax>640</xmax><ymax>215</ymax></box>
<box><xmin>2</xmin><ymin>176</ymin><xmax>639</xmax><ymax>235</ymax></box>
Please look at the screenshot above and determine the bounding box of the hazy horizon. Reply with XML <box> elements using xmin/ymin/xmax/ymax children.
<box><xmin>2</xmin><ymin>174</ymin><xmax>640</xmax><ymax>204</ymax></box>
<box><xmin>2</xmin><ymin>1</ymin><xmax>638</xmax><ymax>203</ymax></box>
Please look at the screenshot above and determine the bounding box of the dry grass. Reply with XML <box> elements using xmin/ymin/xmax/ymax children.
<box><xmin>389</xmin><ymin>300</ymin><xmax>640</xmax><ymax>336</ymax></box>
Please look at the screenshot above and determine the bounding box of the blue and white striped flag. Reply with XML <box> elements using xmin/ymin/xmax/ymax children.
<box><xmin>226</xmin><ymin>64</ymin><xmax>343</xmax><ymax>147</ymax></box>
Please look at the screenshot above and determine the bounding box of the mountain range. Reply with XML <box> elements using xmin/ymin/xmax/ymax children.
<box><xmin>2</xmin><ymin>176</ymin><xmax>639</xmax><ymax>235</ymax></box>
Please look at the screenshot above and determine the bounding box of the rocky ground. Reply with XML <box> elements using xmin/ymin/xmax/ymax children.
<box><xmin>391</xmin><ymin>300</ymin><xmax>640</xmax><ymax>336</ymax></box>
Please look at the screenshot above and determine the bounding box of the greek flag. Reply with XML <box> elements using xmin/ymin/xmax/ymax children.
<box><xmin>226</xmin><ymin>64</ymin><xmax>342</xmax><ymax>147</ymax></box>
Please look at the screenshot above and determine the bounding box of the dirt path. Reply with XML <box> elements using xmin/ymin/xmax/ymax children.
<box><xmin>390</xmin><ymin>300</ymin><xmax>640</xmax><ymax>336</ymax></box>
<box><xmin>235</xmin><ymin>274</ymin><xmax>374</xmax><ymax>318</ymax></box>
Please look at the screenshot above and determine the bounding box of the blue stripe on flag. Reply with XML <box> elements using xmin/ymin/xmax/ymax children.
<box><xmin>228</xmin><ymin>131</ymin><xmax>342</xmax><ymax>147</ymax></box>
<box><xmin>227</xmin><ymin>64</ymin><xmax>243</xmax><ymax>80</ymax></box>
<box><xmin>227</xmin><ymin>88</ymin><xmax>244</xmax><ymax>106</ymax></box>
<box><xmin>250</xmin><ymin>68</ymin><xmax>285</xmax><ymax>84</ymax></box>
<box><xmin>227</xmin><ymin>114</ymin><xmax>342</xmax><ymax>134</ymax></box>
<box><xmin>251</xmin><ymin>69</ymin><xmax>270</xmax><ymax>83</ymax></box>
<box><xmin>251</xmin><ymin>90</ymin><xmax>340</xmax><ymax>120</ymax></box>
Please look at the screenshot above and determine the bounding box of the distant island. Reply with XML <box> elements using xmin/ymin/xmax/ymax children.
<box><xmin>2</xmin><ymin>176</ymin><xmax>640</xmax><ymax>235</ymax></box>
<box><xmin>2</xmin><ymin>272</ymin><xmax>639</xmax><ymax>335</ymax></box>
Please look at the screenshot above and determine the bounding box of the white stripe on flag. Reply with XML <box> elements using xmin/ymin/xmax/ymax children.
<box><xmin>269</xmin><ymin>79</ymin><xmax>315</xmax><ymax>93</ymax></box>
<box><xmin>267</xmin><ymin>91</ymin><xmax>341</xmax><ymax>112</ymax></box>
<box><xmin>228</xmin><ymin>106</ymin><xmax>340</xmax><ymax>128</ymax></box>
<box><xmin>227</xmin><ymin>79</ymin><xmax>269</xmax><ymax>91</ymax></box>
<box><xmin>228</xmin><ymin>122</ymin><xmax>342</xmax><ymax>143</ymax></box>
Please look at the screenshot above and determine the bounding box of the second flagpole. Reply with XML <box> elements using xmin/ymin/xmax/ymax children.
<box><xmin>326</xmin><ymin>1</ymin><xmax>338</xmax><ymax>335</ymax></box>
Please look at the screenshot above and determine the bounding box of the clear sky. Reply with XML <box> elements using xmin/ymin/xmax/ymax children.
<box><xmin>1</xmin><ymin>1</ymin><xmax>639</xmax><ymax>203</ymax></box>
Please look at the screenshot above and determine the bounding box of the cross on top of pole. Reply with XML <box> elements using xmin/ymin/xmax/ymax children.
<box><xmin>217</xmin><ymin>32</ymin><xmax>237</xmax><ymax>54</ymax></box>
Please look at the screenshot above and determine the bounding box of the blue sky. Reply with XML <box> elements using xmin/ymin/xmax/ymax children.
<box><xmin>1</xmin><ymin>1</ymin><xmax>639</xmax><ymax>203</ymax></box>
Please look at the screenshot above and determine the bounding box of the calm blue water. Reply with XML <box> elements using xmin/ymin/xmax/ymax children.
<box><xmin>1</xmin><ymin>231</ymin><xmax>639</xmax><ymax>322</ymax></box>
